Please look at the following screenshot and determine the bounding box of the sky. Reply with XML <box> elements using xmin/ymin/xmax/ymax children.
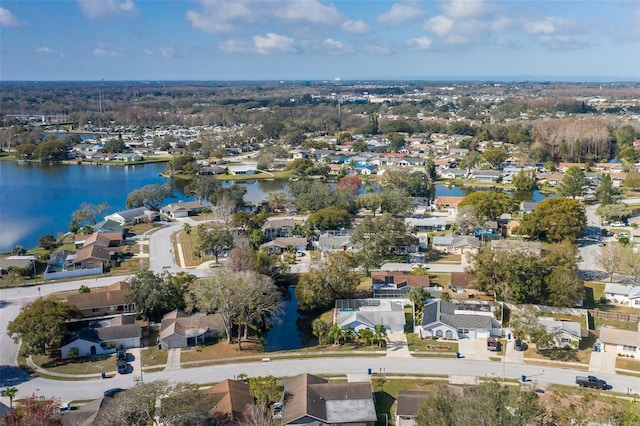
<box><xmin>1</xmin><ymin>0</ymin><xmax>639</xmax><ymax>82</ymax></box>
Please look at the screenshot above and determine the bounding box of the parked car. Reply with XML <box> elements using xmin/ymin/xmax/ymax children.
<box><xmin>514</xmin><ymin>339</ymin><xmax>525</xmax><ymax>351</ymax></box>
<box><xmin>487</xmin><ymin>337</ymin><xmax>499</xmax><ymax>351</ymax></box>
<box><xmin>616</xmin><ymin>232</ymin><xmax>629</xmax><ymax>239</ymax></box>
<box><xmin>575</xmin><ymin>375</ymin><xmax>608</xmax><ymax>390</ymax></box>
<box><xmin>104</xmin><ymin>388</ymin><xmax>126</xmax><ymax>398</ymax></box>
<box><xmin>610</xmin><ymin>221</ymin><xmax>626</xmax><ymax>227</ymax></box>
<box><xmin>117</xmin><ymin>359</ymin><xmax>128</xmax><ymax>374</ymax></box>
<box><xmin>117</xmin><ymin>349</ymin><xmax>126</xmax><ymax>361</ymax></box>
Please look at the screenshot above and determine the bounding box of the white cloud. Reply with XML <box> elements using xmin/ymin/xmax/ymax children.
<box><xmin>0</xmin><ymin>7</ymin><xmax>20</xmax><ymax>26</ymax></box>
<box><xmin>35</xmin><ymin>47</ymin><xmax>54</xmax><ymax>54</ymax></box>
<box><xmin>364</xmin><ymin>43</ymin><xmax>393</xmax><ymax>56</ymax></box>
<box><xmin>185</xmin><ymin>1</ymin><xmax>255</xmax><ymax>34</ymax></box>
<box><xmin>160</xmin><ymin>48</ymin><xmax>174</xmax><ymax>58</ymax></box>
<box><xmin>342</xmin><ymin>19</ymin><xmax>370</xmax><ymax>34</ymax></box>
<box><xmin>77</xmin><ymin>0</ymin><xmax>137</xmax><ymax>19</ymax></box>
<box><xmin>274</xmin><ymin>0</ymin><xmax>342</xmax><ymax>25</ymax></box>
<box><xmin>442</xmin><ymin>0</ymin><xmax>488</xmax><ymax>18</ymax></box>
<box><xmin>219</xmin><ymin>38</ymin><xmax>255</xmax><ymax>53</ymax></box>
<box><xmin>253</xmin><ymin>33</ymin><xmax>297</xmax><ymax>54</ymax></box>
<box><xmin>323</xmin><ymin>38</ymin><xmax>353</xmax><ymax>55</ymax></box>
<box><xmin>425</xmin><ymin>15</ymin><xmax>454</xmax><ymax>36</ymax></box>
<box><xmin>406</xmin><ymin>36</ymin><xmax>432</xmax><ymax>50</ymax></box>
<box><xmin>91</xmin><ymin>44</ymin><xmax>120</xmax><ymax>57</ymax></box>
<box><xmin>525</xmin><ymin>17</ymin><xmax>572</xmax><ymax>35</ymax></box>
<box><xmin>378</xmin><ymin>1</ymin><xmax>424</xmax><ymax>24</ymax></box>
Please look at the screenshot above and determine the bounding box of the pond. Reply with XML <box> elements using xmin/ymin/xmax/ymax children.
<box><xmin>264</xmin><ymin>286</ymin><xmax>317</xmax><ymax>352</ymax></box>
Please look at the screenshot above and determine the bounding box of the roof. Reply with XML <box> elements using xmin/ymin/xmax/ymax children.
<box><xmin>604</xmin><ymin>283</ymin><xmax>640</xmax><ymax>298</ymax></box>
<box><xmin>260</xmin><ymin>237</ymin><xmax>308</xmax><ymax>249</ymax></box>
<box><xmin>106</xmin><ymin>207</ymin><xmax>149</xmax><ymax>221</ymax></box>
<box><xmin>598</xmin><ymin>327</ymin><xmax>640</xmax><ymax>346</ymax></box>
<box><xmin>432</xmin><ymin>235</ymin><xmax>453</xmax><ymax>246</ymax></box>
<box><xmin>539</xmin><ymin>317</ymin><xmax>582</xmax><ymax>340</ymax></box>
<box><xmin>206</xmin><ymin>379</ymin><xmax>254</xmax><ymax>420</ymax></box>
<box><xmin>450</xmin><ymin>272</ymin><xmax>472</xmax><ymax>289</ymax></box>
<box><xmin>53</xmin><ymin>397</ymin><xmax>112</xmax><ymax>426</ymax></box>
<box><xmin>162</xmin><ymin>200</ymin><xmax>205</xmax><ymax>214</ymax></box>
<box><xmin>262</xmin><ymin>218</ymin><xmax>296</xmax><ymax>230</ymax></box>
<box><xmin>435</xmin><ymin>196</ymin><xmax>464</xmax><ymax>207</ymax></box>
<box><xmin>160</xmin><ymin>311</ymin><xmax>225</xmax><ymax>340</ymax></box>
<box><xmin>421</xmin><ymin>300</ymin><xmax>493</xmax><ymax>330</ymax></box>
<box><xmin>67</xmin><ymin>281</ymin><xmax>131</xmax><ymax>310</ymax></box>
<box><xmin>0</xmin><ymin>255</ymin><xmax>36</xmax><ymax>270</ymax></box>
<box><xmin>396</xmin><ymin>390</ymin><xmax>430</xmax><ymax>417</ymax></box>
<box><xmin>371</xmin><ymin>271</ymin><xmax>430</xmax><ymax>288</ymax></box>
<box><xmin>75</xmin><ymin>245</ymin><xmax>114</xmax><ymax>262</ymax></box>
<box><xmin>282</xmin><ymin>373</ymin><xmax>376</xmax><ymax>425</ymax></box>
<box><xmin>451</xmin><ymin>236</ymin><xmax>480</xmax><ymax>249</ymax></box>
<box><xmin>490</xmin><ymin>239</ymin><xmax>543</xmax><ymax>254</ymax></box>
<box><xmin>75</xmin><ymin>231</ymin><xmax>121</xmax><ymax>246</ymax></box>
<box><xmin>62</xmin><ymin>323</ymin><xmax>141</xmax><ymax>346</ymax></box>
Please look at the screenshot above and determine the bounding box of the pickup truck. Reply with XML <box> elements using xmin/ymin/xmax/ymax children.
<box><xmin>575</xmin><ymin>375</ymin><xmax>608</xmax><ymax>390</ymax></box>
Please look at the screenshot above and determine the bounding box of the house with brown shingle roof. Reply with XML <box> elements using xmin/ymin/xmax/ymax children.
<box><xmin>205</xmin><ymin>379</ymin><xmax>254</xmax><ymax>422</ymax></box>
<box><xmin>67</xmin><ymin>281</ymin><xmax>134</xmax><ymax>317</ymax></box>
<box><xmin>598</xmin><ymin>326</ymin><xmax>640</xmax><ymax>357</ymax></box>
<box><xmin>159</xmin><ymin>309</ymin><xmax>225</xmax><ymax>349</ymax></box>
<box><xmin>71</xmin><ymin>245</ymin><xmax>116</xmax><ymax>270</ymax></box>
<box><xmin>282</xmin><ymin>373</ymin><xmax>377</xmax><ymax>426</ymax></box>
<box><xmin>74</xmin><ymin>231</ymin><xmax>122</xmax><ymax>249</ymax></box>
<box><xmin>396</xmin><ymin>390</ymin><xmax>430</xmax><ymax>426</ymax></box>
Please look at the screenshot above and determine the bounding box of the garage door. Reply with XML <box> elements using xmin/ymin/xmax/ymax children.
<box><xmin>476</xmin><ymin>330</ymin><xmax>490</xmax><ymax>339</ymax></box>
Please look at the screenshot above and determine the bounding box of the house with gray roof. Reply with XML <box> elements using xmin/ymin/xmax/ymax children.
<box><xmin>315</xmin><ymin>231</ymin><xmax>354</xmax><ymax>253</ymax></box>
<box><xmin>105</xmin><ymin>207</ymin><xmax>158</xmax><ymax>226</ymax></box>
<box><xmin>405</xmin><ymin>217</ymin><xmax>447</xmax><ymax>232</ymax></box>
<box><xmin>282</xmin><ymin>373</ymin><xmax>377</xmax><ymax>426</ymax></box>
<box><xmin>538</xmin><ymin>317</ymin><xmax>582</xmax><ymax>349</ymax></box>
<box><xmin>604</xmin><ymin>283</ymin><xmax>640</xmax><ymax>309</ymax></box>
<box><xmin>598</xmin><ymin>327</ymin><xmax>640</xmax><ymax>357</ymax></box>
<box><xmin>335</xmin><ymin>299</ymin><xmax>406</xmax><ymax>334</ymax></box>
<box><xmin>419</xmin><ymin>299</ymin><xmax>501</xmax><ymax>340</ymax></box>
<box><xmin>60</xmin><ymin>314</ymin><xmax>141</xmax><ymax>359</ymax></box>
<box><xmin>159</xmin><ymin>309</ymin><xmax>225</xmax><ymax>349</ymax></box>
<box><xmin>161</xmin><ymin>200</ymin><xmax>206</xmax><ymax>219</ymax></box>
<box><xmin>396</xmin><ymin>390</ymin><xmax>430</xmax><ymax>426</ymax></box>
<box><xmin>471</xmin><ymin>169</ymin><xmax>502</xmax><ymax>183</ymax></box>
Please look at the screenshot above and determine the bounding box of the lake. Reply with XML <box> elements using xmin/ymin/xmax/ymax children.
<box><xmin>264</xmin><ymin>286</ymin><xmax>316</xmax><ymax>352</ymax></box>
<box><xmin>0</xmin><ymin>161</ymin><xmax>552</xmax><ymax>252</ymax></box>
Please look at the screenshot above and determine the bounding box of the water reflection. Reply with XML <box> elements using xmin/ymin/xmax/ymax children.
<box><xmin>264</xmin><ymin>287</ymin><xmax>317</xmax><ymax>352</ymax></box>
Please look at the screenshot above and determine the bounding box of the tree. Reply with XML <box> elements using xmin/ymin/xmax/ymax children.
<box><xmin>513</xmin><ymin>169</ymin><xmax>537</xmax><ymax>192</ymax></box>
<box><xmin>624</xmin><ymin>171</ymin><xmax>640</xmax><ymax>191</ymax></box>
<box><xmin>336</xmin><ymin>176</ymin><xmax>362</xmax><ymax>195</ymax></box>
<box><xmin>296</xmin><ymin>252</ymin><xmax>359</xmax><ymax>312</ymax></box>
<box><xmin>38</xmin><ymin>234</ymin><xmax>57</xmax><ymax>250</ymax></box>
<box><xmin>71</xmin><ymin>201</ymin><xmax>110</xmax><ymax>228</ymax></box>
<box><xmin>4</xmin><ymin>394</ymin><xmax>62</xmax><ymax>425</ymax></box>
<box><xmin>455</xmin><ymin>205</ymin><xmax>481</xmax><ymax>235</ymax></box>
<box><xmin>15</xmin><ymin>142</ymin><xmax>37</xmax><ymax>159</ymax></box>
<box><xmin>351</xmin><ymin>214</ymin><xmax>417</xmax><ymax>263</ymax></box>
<box><xmin>481</xmin><ymin>146</ymin><xmax>508</xmax><ymax>168</ymax></box>
<box><xmin>545</xmin><ymin>266</ymin><xmax>584</xmax><ymax>307</ymax></box>
<box><xmin>264</xmin><ymin>191</ymin><xmax>288</xmax><ymax>212</ymax></box>
<box><xmin>125</xmin><ymin>270</ymin><xmax>186</xmax><ymax>324</ymax></box>
<box><xmin>183</xmin><ymin>222</ymin><xmax>193</xmax><ymax>260</ymax></box>
<box><xmin>196</xmin><ymin>225</ymin><xmax>233</xmax><ymax>263</ymax></box>
<box><xmin>102</xmin><ymin>138</ymin><xmax>126</xmax><ymax>153</ymax></box>
<box><xmin>188</xmin><ymin>175</ymin><xmax>221</xmax><ymax>202</ymax></box>
<box><xmin>35</xmin><ymin>139</ymin><xmax>67</xmax><ymax>162</ymax></box>
<box><xmin>598</xmin><ymin>174</ymin><xmax>615</xmax><ymax>205</ymax></box>
<box><xmin>7</xmin><ymin>297</ymin><xmax>79</xmax><ymax>356</ymax></box>
<box><xmin>459</xmin><ymin>150</ymin><xmax>480</xmax><ymax>172</ymax></box>
<box><xmin>248</xmin><ymin>376</ymin><xmax>281</xmax><ymax>408</ymax></box>
<box><xmin>1</xmin><ymin>387</ymin><xmax>17</xmax><ymax>409</ymax></box>
<box><xmin>235</xmin><ymin>271</ymin><xmax>283</xmax><ymax>348</ymax></box>
<box><xmin>126</xmin><ymin>183</ymin><xmax>174</xmax><ymax>211</ymax></box>
<box><xmin>457</xmin><ymin>191</ymin><xmax>517</xmax><ymax>221</ymax></box>
<box><xmin>621</xmin><ymin>247</ymin><xmax>640</xmax><ymax>285</ymax></box>
<box><xmin>312</xmin><ymin>318</ymin><xmax>330</xmax><ymax>346</ymax></box>
<box><xmin>510</xmin><ymin>307</ymin><xmax>553</xmax><ymax>348</ymax></box>
<box><xmin>11</xmin><ymin>246</ymin><xmax>26</xmax><ymax>256</ymax></box>
<box><xmin>557</xmin><ymin>166</ymin><xmax>587</xmax><ymax>199</ymax></box>
<box><xmin>78</xmin><ymin>284</ymin><xmax>91</xmax><ymax>294</ymax></box>
<box><xmin>356</xmin><ymin>192</ymin><xmax>383</xmax><ymax>215</ymax></box>
<box><xmin>408</xmin><ymin>287</ymin><xmax>430</xmax><ymax>323</ymax></box>
<box><xmin>307</xmin><ymin>206</ymin><xmax>351</xmax><ymax>231</ymax></box>
<box><xmin>598</xmin><ymin>243</ymin><xmax>626</xmax><ymax>283</ymax></box>
<box><xmin>241</xmin><ymin>404</ymin><xmax>276</xmax><ymax>426</ymax></box>
<box><xmin>596</xmin><ymin>203</ymin><xmax>635</xmax><ymax>222</ymax></box>
<box><xmin>516</xmin><ymin>197</ymin><xmax>587</xmax><ymax>243</ymax></box>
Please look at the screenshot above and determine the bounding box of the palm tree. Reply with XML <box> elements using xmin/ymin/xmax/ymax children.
<box><xmin>342</xmin><ymin>327</ymin><xmax>356</xmax><ymax>344</ymax></box>
<box><xmin>328</xmin><ymin>323</ymin><xmax>344</xmax><ymax>345</ymax></box>
<box><xmin>183</xmin><ymin>222</ymin><xmax>192</xmax><ymax>260</ymax></box>
<box><xmin>312</xmin><ymin>319</ymin><xmax>330</xmax><ymax>346</ymax></box>
<box><xmin>1</xmin><ymin>387</ymin><xmax>17</xmax><ymax>409</ymax></box>
<box><xmin>358</xmin><ymin>328</ymin><xmax>375</xmax><ymax>347</ymax></box>
<box><xmin>374</xmin><ymin>324</ymin><xmax>387</xmax><ymax>348</ymax></box>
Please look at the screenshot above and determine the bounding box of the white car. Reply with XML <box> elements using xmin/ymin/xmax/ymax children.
<box><xmin>610</xmin><ymin>222</ymin><xmax>626</xmax><ymax>227</ymax></box>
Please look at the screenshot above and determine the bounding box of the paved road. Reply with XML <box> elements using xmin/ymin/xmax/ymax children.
<box><xmin>7</xmin><ymin>356</ymin><xmax>640</xmax><ymax>401</ymax></box>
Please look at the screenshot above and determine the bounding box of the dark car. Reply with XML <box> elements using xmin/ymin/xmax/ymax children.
<box><xmin>117</xmin><ymin>359</ymin><xmax>128</xmax><ymax>374</ymax></box>
<box><xmin>117</xmin><ymin>349</ymin><xmax>126</xmax><ymax>361</ymax></box>
<box><xmin>104</xmin><ymin>388</ymin><xmax>125</xmax><ymax>398</ymax></box>
<box><xmin>514</xmin><ymin>339</ymin><xmax>525</xmax><ymax>351</ymax></box>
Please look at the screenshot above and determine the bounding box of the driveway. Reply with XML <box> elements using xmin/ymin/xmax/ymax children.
<box><xmin>504</xmin><ymin>339</ymin><xmax>525</xmax><ymax>364</ymax></box>
<box><xmin>589</xmin><ymin>349</ymin><xmax>617</xmax><ymax>375</ymax></box>
<box><xmin>458</xmin><ymin>338</ymin><xmax>490</xmax><ymax>361</ymax></box>
<box><xmin>386</xmin><ymin>333</ymin><xmax>411</xmax><ymax>358</ymax></box>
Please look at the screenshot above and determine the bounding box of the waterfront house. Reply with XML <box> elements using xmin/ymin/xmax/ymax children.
<box><xmin>71</xmin><ymin>245</ymin><xmax>116</xmax><ymax>270</ymax></box>
<box><xmin>281</xmin><ymin>373</ymin><xmax>377</xmax><ymax>426</ymax></box>
<box><xmin>0</xmin><ymin>255</ymin><xmax>36</xmax><ymax>275</ymax></box>
<box><xmin>159</xmin><ymin>310</ymin><xmax>225</xmax><ymax>349</ymax></box>
<box><xmin>470</xmin><ymin>169</ymin><xmax>502</xmax><ymax>183</ymax></box>
<box><xmin>261</xmin><ymin>217</ymin><xmax>297</xmax><ymax>239</ymax></box>
<box><xmin>434</xmin><ymin>196</ymin><xmax>464</xmax><ymax>214</ymax></box>
<box><xmin>161</xmin><ymin>200</ymin><xmax>206</xmax><ymax>219</ymax></box>
<box><xmin>105</xmin><ymin>207</ymin><xmax>159</xmax><ymax>226</ymax></box>
<box><xmin>335</xmin><ymin>299</ymin><xmax>406</xmax><ymax>334</ymax></box>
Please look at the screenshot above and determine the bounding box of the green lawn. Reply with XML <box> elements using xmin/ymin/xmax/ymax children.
<box><xmin>141</xmin><ymin>345</ymin><xmax>168</xmax><ymax>367</ymax></box>
<box><xmin>406</xmin><ymin>333</ymin><xmax>458</xmax><ymax>354</ymax></box>
<box><xmin>372</xmin><ymin>378</ymin><xmax>436</xmax><ymax>426</ymax></box>
<box><xmin>616</xmin><ymin>357</ymin><xmax>640</xmax><ymax>371</ymax></box>
<box><xmin>31</xmin><ymin>354</ymin><xmax>114</xmax><ymax>375</ymax></box>
<box><xmin>523</xmin><ymin>337</ymin><xmax>595</xmax><ymax>364</ymax></box>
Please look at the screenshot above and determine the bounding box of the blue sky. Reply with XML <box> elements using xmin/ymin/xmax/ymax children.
<box><xmin>1</xmin><ymin>0</ymin><xmax>639</xmax><ymax>81</ymax></box>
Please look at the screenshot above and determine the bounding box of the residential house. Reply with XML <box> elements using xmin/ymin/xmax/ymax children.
<box><xmin>105</xmin><ymin>207</ymin><xmax>158</xmax><ymax>226</ymax></box>
<box><xmin>112</xmin><ymin>153</ymin><xmax>142</xmax><ymax>162</ymax></box>
<box><xmin>227</xmin><ymin>165</ymin><xmax>257</xmax><ymax>175</ymax></box>
<box><xmin>91</xmin><ymin>219</ymin><xmax>124</xmax><ymax>235</ymax></box>
<box><xmin>67</xmin><ymin>281</ymin><xmax>133</xmax><ymax>318</ymax></box>
<box><xmin>431</xmin><ymin>235</ymin><xmax>480</xmax><ymax>255</ymax></box>
<box><xmin>604</xmin><ymin>283</ymin><xmax>640</xmax><ymax>309</ymax></box>
<box><xmin>262</xmin><ymin>218</ymin><xmax>297</xmax><ymax>239</ymax></box>
<box><xmin>205</xmin><ymin>379</ymin><xmax>254</xmax><ymax>422</ymax></box>
<box><xmin>281</xmin><ymin>373</ymin><xmax>377</xmax><ymax>426</ymax></box>
<box><xmin>159</xmin><ymin>309</ymin><xmax>225</xmax><ymax>349</ymax></box>
<box><xmin>558</xmin><ymin>163</ymin><xmax>586</xmax><ymax>172</ymax></box>
<box><xmin>60</xmin><ymin>314</ymin><xmax>141</xmax><ymax>359</ymax></box>
<box><xmin>449</xmin><ymin>272</ymin><xmax>476</xmax><ymax>294</ymax></box>
<box><xmin>405</xmin><ymin>217</ymin><xmax>448</xmax><ymax>232</ymax></box>
<box><xmin>396</xmin><ymin>390</ymin><xmax>430</xmax><ymax>426</ymax></box>
<box><xmin>537</xmin><ymin>172</ymin><xmax>564</xmax><ymax>187</ymax></box>
<box><xmin>0</xmin><ymin>255</ymin><xmax>36</xmax><ymax>275</ymax></box>
<box><xmin>520</xmin><ymin>201</ymin><xmax>538</xmax><ymax>214</ymax></box>
<box><xmin>161</xmin><ymin>200</ymin><xmax>206</xmax><ymax>219</ymax></box>
<box><xmin>315</xmin><ymin>231</ymin><xmax>354</xmax><ymax>254</ymax></box>
<box><xmin>598</xmin><ymin>327</ymin><xmax>640</xmax><ymax>357</ymax></box>
<box><xmin>419</xmin><ymin>299</ymin><xmax>501</xmax><ymax>339</ymax></box>
<box><xmin>538</xmin><ymin>318</ymin><xmax>582</xmax><ymax>349</ymax></box>
<box><xmin>471</xmin><ymin>169</ymin><xmax>502</xmax><ymax>183</ymax></box>
<box><xmin>71</xmin><ymin>245</ymin><xmax>116</xmax><ymax>270</ymax></box>
<box><xmin>260</xmin><ymin>237</ymin><xmax>308</xmax><ymax>254</ymax></box>
<box><xmin>440</xmin><ymin>168</ymin><xmax>468</xmax><ymax>180</ymax></box>
<box><xmin>335</xmin><ymin>299</ymin><xmax>406</xmax><ymax>334</ymax></box>
<box><xmin>74</xmin><ymin>232</ymin><xmax>122</xmax><ymax>249</ymax></box>
<box><xmin>434</xmin><ymin>196</ymin><xmax>464</xmax><ymax>214</ymax></box>
<box><xmin>52</xmin><ymin>397</ymin><xmax>112</xmax><ymax>426</ymax></box>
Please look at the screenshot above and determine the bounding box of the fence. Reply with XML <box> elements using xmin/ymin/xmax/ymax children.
<box><xmin>588</xmin><ymin>310</ymin><xmax>640</xmax><ymax>323</ymax></box>
<box><xmin>44</xmin><ymin>267</ymin><xmax>103</xmax><ymax>281</ymax></box>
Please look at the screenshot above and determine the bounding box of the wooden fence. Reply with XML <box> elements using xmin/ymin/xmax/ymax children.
<box><xmin>588</xmin><ymin>310</ymin><xmax>640</xmax><ymax>323</ymax></box>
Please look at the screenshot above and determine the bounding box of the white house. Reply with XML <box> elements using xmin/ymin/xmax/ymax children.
<box><xmin>60</xmin><ymin>315</ymin><xmax>141</xmax><ymax>359</ymax></box>
<box><xmin>419</xmin><ymin>299</ymin><xmax>501</xmax><ymax>340</ymax></box>
<box><xmin>335</xmin><ymin>299</ymin><xmax>406</xmax><ymax>334</ymax></box>
<box><xmin>604</xmin><ymin>283</ymin><xmax>640</xmax><ymax>309</ymax></box>
<box><xmin>598</xmin><ymin>327</ymin><xmax>640</xmax><ymax>357</ymax></box>
<box><xmin>105</xmin><ymin>207</ymin><xmax>158</xmax><ymax>226</ymax></box>
<box><xmin>538</xmin><ymin>317</ymin><xmax>582</xmax><ymax>349</ymax></box>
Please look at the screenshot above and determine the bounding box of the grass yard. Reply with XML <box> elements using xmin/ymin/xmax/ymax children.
<box><xmin>372</xmin><ymin>378</ymin><xmax>437</xmax><ymax>426</ymax></box>
<box><xmin>615</xmin><ymin>357</ymin><xmax>640</xmax><ymax>371</ymax></box>
<box><xmin>31</xmin><ymin>353</ymin><xmax>115</xmax><ymax>375</ymax></box>
<box><xmin>428</xmin><ymin>272</ymin><xmax>451</xmax><ymax>287</ymax></box>
<box><xmin>126</xmin><ymin>222</ymin><xmax>162</xmax><ymax>236</ymax></box>
<box><xmin>523</xmin><ymin>336</ymin><xmax>595</xmax><ymax>364</ymax></box>
<box><xmin>406</xmin><ymin>333</ymin><xmax>458</xmax><ymax>354</ymax></box>
<box><xmin>592</xmin><ymin>317</ymin><xmax>640</xmax><ymax>331</ymax></box>
<box><xmin>141</xmin><ymin>345</ymin><xmax>169</xmax><ymax>367</ymax></box>
<box><xmin>180</xmin><ymin>340</ymin><xmax>264</xmax><ymax>363</ymax></box>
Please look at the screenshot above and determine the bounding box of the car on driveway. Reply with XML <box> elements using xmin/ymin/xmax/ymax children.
<box><xmin>514</xmin><ymin>339</ymin><xmax>526</xmax><ymax>351</ymax></box>
<box><xmin>117</xmin><ymin>359</ymin><xmax>128</xmax><ymax>374</ymax></box>
<box><xmin>610</xmin><ymin>221</ymin><xmax>626</xmax><ymax>227</ymax></box>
